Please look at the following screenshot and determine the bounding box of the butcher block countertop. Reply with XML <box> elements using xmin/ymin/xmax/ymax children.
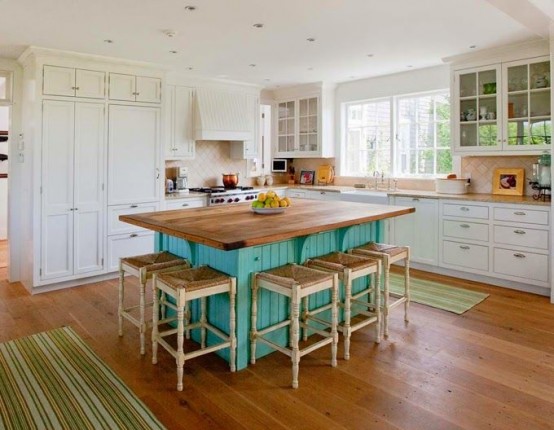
<box><xmin>120</xmin><ymin>199</ymin><xmax>414</xmax><ymax>251</ymax></box>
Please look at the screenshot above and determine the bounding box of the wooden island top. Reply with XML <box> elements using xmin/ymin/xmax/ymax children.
<box><xmin>120</xmin><ymin>199</ymin><xmax>414</xmax><ymax>251</ymax></box>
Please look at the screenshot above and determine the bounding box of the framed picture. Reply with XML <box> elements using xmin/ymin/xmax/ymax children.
<box><xmin>492</xmin><ymin>168</ymin><xmax>525</xmax><ymax>196</ymax></box>
<box><xmin>299</xmin><ymin>170</ymin><xmax>315</xmax><ymax>185</ymax></box>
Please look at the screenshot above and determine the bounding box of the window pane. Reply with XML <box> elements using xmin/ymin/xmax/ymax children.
<box><xmin>416</xmin><ymin>149</ymin><xmax>435</xmax><ymax>175</ymax></box>
<box><xmin>437</xmin><ymin>122</ymin><xmax>451</xmax><ymax>147</ymax></box>
<box><xmin>417</xmin><ymin>122</ymin><xmax>434</xmax><ymax>148</ymax></box>
<box><xmin>0</xmin><ymin>76</ymin><xmax>6</xmax><ymax>100</ymax></box>
<box><xmin>437</xmin><ymin>149</ymin><xmax>453</xmax><ymax>174</ymax></box>
<box><xmin>436</xmin><ymin>94</ymin><xmax>450</xmax><ymax>121</ymax></box>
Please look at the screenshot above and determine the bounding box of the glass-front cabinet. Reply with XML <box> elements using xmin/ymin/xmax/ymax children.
<box><xmin>503</xmin><ymin>57</ymin><xmax>551</xmax><ymax>150</ymax></box>
<box><xmin>276</xmin><ymin>96</ymin><xmax>321</xmax><ymax>157</ymax></box>
<box><xmin>454</xmin><ymin>65</ymin><xmax>502</xmax><ymax>151</ymax></box>
<box><xmin>453</xmin><ymin>56</ymin><xmax>551</xmax><ymax>154</ymax></box>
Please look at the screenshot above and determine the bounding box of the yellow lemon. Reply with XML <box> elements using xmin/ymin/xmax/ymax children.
<box><xmin>258</xmin><ymin>193</ymin><xmax>266</xmax><ymax>202</ymax></box>
<box><xmin>267</xmin><ymin>191</ymin><xmax>276</xmax><ymax>199</ymax></box>
<box><xmin>270</xmin><ymin>200</ymin><xmax>279</xmax><ymax>208</ymax></box>
<box><xmin>283</xmin><ymin>197</ymin><xmax>291</xmax><ymax>207</ymax></box>
<box><xmin>279</xmin><ymin>200</ymin><xmax>288</xmax><ymax>208</ymax></box>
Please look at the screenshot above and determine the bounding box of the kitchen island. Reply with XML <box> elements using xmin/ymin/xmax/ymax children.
<box><xmin>120</xmin><ymin>199</ymin><xmax>414</xmax><ymax>370</ymax></box>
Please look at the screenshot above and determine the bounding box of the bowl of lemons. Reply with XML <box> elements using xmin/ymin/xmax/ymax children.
<box><xmin>251</xmin><ymin>190</ymin><xmax>291</xmax><ymax>214</ymax></box>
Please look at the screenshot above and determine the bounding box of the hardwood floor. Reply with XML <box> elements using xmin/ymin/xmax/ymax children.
<box><xmin>0</xmin><ymin>240</ymin><xmax>7</xmax><ymax>268</ymax></box>
<box><xmin>0</xmin><ymin>267</ymin><xmax>553</xmax><ymax>429</ymax></box>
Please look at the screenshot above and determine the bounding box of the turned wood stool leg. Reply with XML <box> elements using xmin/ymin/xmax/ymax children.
<box><xmin>229</xmin><ymin>278</ymin><xmax>237</xmax><ymax>372</ymax></box>
<box><xmin>250</xmin><ymin>274</ymin><xmax>258</xmax><ymax>365</ymax></box>
<box><xmin>374</xmin><ymin>262</ymin><xmax>382</xmax><ymax>343</ymax></box>
<box><xmin>302</xmin><ymin>297</ymin><xmax>309</xmax><ymax>342</ymax></box>
<box><xmin>139</xmin><ymin>267</ymin><xmax>147</xmax><ymax>355</ymax></box>
<box><xmin>383</xmin><ymin>254</ymin><xmax>391</xmax><ymax>338</ymax></box>
<box><xmin>176</xmin><ymin>293</ymin><xmax>186</xmax><ymax>391</ymax></box>
<box><xmin>118</xmin><ymin>263</ymin><xmax>125</xmax><ymax>337</ymax></box>
<box><xmin>330</xmin><ymin>274</ymin><xmax>338</xmax><ymax>368</ymax></box>
<box><xmin>343</xmin><ymin>268</ymin><xmax>352</xmax><ymax>360</ymax></box>
<box><xmin>291</xmin><ymin>285</ymin><xmax>301</xmax><ymax>389</ymax></box>
<box><xmin>200</xmin><ymin>297</ymin><xmax>207</xmax><ymax>348</ymax></box>
<box><xmin>404</xmin><ymin>252</ymin><xmax>410</xmax><ymax>322</ymax></box>
<box><xmin>184</xmin><ymin>301</ymin><xmax>191</xmax><ymax>339</ymax></box>
<box><xmin>152</xmin><ymin>274</ymin><xmax>159</xmax><ymax>365</ymax></box>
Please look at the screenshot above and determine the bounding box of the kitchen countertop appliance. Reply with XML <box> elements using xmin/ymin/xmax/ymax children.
<box><xmin>316</xmin><ymin>165</ymin><xmax>334</xmax><ymax>185</ymax></box>
<box><xmin>189</xmin><ymin>186</ymin><xmax>258</xmax><ymax>206</ymax></box>
<box><xmin>176</xmin><ymin>167</ymin><xmax>188</xmax><ymax>192</ymax></box>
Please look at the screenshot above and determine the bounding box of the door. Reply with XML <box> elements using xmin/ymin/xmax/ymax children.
<box><xmin>43</xmin><ymin>65</ymin><xmax>75</xmax><ymax>97</ymax></box>
<box><xmin>74</xmin><ymin>102</ymin><xmax>105</xmax><ymax>274</ymax></box>
<box><xmin>172</xmin><ymin>86</ymin><xmax>195</xmax><ymax>158</ymax></box>
<box><xmin>75</xmin><ymin>69</ymin><xmax>106</xmax><ymax>99</ymax></box>
<box><xmin>136</xmin><ymin>76</ymin><xmax>162</xmax><ymax>103</ymax></box>
<box><xmin>41</xmin><ymin>100</ymin><xmax>75</xmax><ymax>279</ymax></box>
<box><xmin>108</xmin><ymin>105</ymin><xmax>160</xmax><ymax>205</ymax></box>
<box><xmin>109</xmin><ymin>73</ymin><xmax>136</xmax><ymax>101</ymax></box>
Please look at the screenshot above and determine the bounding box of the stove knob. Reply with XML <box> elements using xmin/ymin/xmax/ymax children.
<box><xmin>234</xmin><ymin>198</ymin><xmax>240</xmax><ymax>202</ymax></box>
<box><xmin>228</xmin><ymin>198</ymin><xmax>233</xmax><ymax>203</ymax></box>
<box><xmin>219</xmin><ymin>198</ymin><xmax>224</xmax><ymax>203</ymax></box>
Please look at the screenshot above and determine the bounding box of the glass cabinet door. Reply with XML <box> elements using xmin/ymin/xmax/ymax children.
<box><xmin>457</xmin><ymin>66</ymin><xmax>501</xmax><ymax>150</ymax></box>
<box><xmin>277</xmin><ymin>101</ymin><xmax>296</xmax><ymax>153</ymax></box>
<box><xmin>505</xmin><ymin>59</ymin><xmax>551</xmax><ymax>149</ymax></box>
<box><xmin>298</xmin><ymin>97</ymin><xmax>318</xmax><ymax>153</ymax></box>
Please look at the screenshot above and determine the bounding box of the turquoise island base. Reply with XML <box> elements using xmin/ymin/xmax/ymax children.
<box><xmin>120</xmin><ymin>200</ymin><xmax>414</xmax><ymax>370</ymax></box>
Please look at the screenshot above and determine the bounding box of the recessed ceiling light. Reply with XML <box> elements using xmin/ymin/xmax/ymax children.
<box><xmin>307</xmin><ymin>67</ymin><xmax>314</xmax><ymax>71</ymax></box>
<box><xmin>367</xmin><ymin>54</ymin><xmax>374</xmax><ymax>57</ymax></box>
<box><xmin>169</xmin><ymin>50</ymin><xmax>178</xmax><ymax>54</ymax></box>
<box><xmin>104</xmin><ymin>39</ymin><xmax>114</xmax><ymax>44</ymax></box>
<box><xmin>184</xmin><ymin>5</ymin><xmax>197</xmax><ymax>11</ymax></box>
<box><xmin>186</xmin><ymin>67</ymin><xmax>194</xmax><ymax>71</ymax></box>
<box><xmin>249</xmin><ymin>64</ymin><xmax>256</xmax><ymax>67</ymax></box>
<box><xmin>407</xmin><ymin>65</ymin><xmax>413</xmax><ymax>68</ymax></box>
<box><xmin>253</xmin><ymin>23</ymin><xmax>264</xmax><ymax>28</ymax></box>
<box><xmin>217</xmin><ymin>74</ymin><xmax>228</xmax><ymax>78</ymax></box>
<box><xmin>349</xmin><ymin>76</ymin><xmax>356</xmax><ymax>79</ymax></box>
<box><xmin>307</xmin><ymin>37</ymin><xmax>316</xmax><ymax>42</ymax></box>
<box><xmin>264</xmin><ymin>78</ymin><xmax>271</xmax><ymax>81</ymax></box>
<box><xmin>469</xmin><ymin>45</ymin><xmax>477</xmax><ymax>49</ymax></box>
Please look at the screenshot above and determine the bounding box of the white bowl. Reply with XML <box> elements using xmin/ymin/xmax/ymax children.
<box><xmin>435</xmin><ymin>178</ymin><xmax>470</xmax><ymax>194</ymax></box>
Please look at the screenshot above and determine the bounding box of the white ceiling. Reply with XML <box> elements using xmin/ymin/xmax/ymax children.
<box><xmin>0</xmin><ymin>0</ymin><xmax>545</xmax><ymax>88</ymax></box>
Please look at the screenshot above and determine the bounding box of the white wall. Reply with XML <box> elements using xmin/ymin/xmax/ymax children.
<box><xmin>0</xmin><ymin>106</ymin><xmax>8</xmax><ymax>240</ymax></box>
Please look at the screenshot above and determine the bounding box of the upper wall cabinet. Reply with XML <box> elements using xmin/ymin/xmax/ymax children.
<box><xmin>108</xmin><ymin>73</ymin><xmax>162</xmax><ymax>103</ymax></box>
<box><xmin>43</xmin><ymin>65</ymin><xmax>106</xmax><ymax>99</ymax></box>
<box><xmin>452</xmin><ymin>55</ymin><xmax>551</xmax><ymax>155</ymax></box>
<box><xmin>165</xmin><ymin>85</ymin><xmax>195</xmax><ymax>160</ymax></box>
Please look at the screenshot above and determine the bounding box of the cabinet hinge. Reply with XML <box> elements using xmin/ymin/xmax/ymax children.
<box><xmin>261</xmin><ymin>113</ymin><xmax>265</xmax><ymax>119</ymax></box>
<box><xmin>39</xmin><ymin>268</ymin><xmax>42</xmax><ymax>276</ymax></box>
<box><xmin>102</xmin><ymin>183</ymin><xmax>105</xmax><ymax>191</ymax></box>
<box><xmin>101</xmin><ymin>258</ymin><xmax>104</xmax><ymax>266</ymax></box>
<box><xmin>40</xmin><ymin>186</ymin><xmax>43</xmax><ymax>194</ymax></box>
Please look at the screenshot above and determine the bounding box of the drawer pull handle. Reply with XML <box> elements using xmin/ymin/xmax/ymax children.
<box><xmin>513</xmin><ymin>211</ymin><xmax>526</xmax><ymax>216</ymax></box>
<box><xmin>513</xmin><ymin>253</ymin><xmax>526</xmax><ymax>259</ymax></box>
<box><xmin>130</xmin><ymin>204</ymin><xmax>138</xmax><ymax>208</ymax></box>
<box><xmin>460</xmin><ymin>207</ymin><xmax>470</xmax><ymax>212</ymax></box>
<box><xmin>459</xmin><ymin>245</ymin><xmax>470</xmax><ymax>250</ymax></box>
<box><xmin>412</xmin><ymin>198</ymin><xmax>420</xmax><ymax>201</ymax></box>
<box><xmin>513</xmin><ymin>230</ymin><xmax>526</xmax><ymax>235</ymax></box>
<box><xmin>182</xmin><ymin>203</ymin><xmax>189</xmax><ymax>207</ymax></box>
<box><xmin>460</xmin><ymin>224</ymin><xmax>470</xmax><ymax>229</ymax></box>
<box><xmin>130</xmin><ymin>233</ymin><xmax>138</xmax><ymax>238</ymax></box>
<box><xmin>320</xmin><ymin>191</ymin><xmax>326</xmax><ymax>195</ymax></box>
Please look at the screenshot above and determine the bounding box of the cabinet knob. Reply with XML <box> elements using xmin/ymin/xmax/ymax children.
<box><xmin>130</xmin><ymin>204</ymin><xmax>138</xmax><ymax>208</ymax></box>
<box><xmin>460</xmin><ymin>224</ymin><xmax>470</xmax><ymax>229</ymax></box>
<box><xmin>75</xmin><ymin>87</ymin><xmax>80</xmax><ymax>91</ymax></box>
<box><xmin>182</xmin><ymin>203</ymin><xmax>189</xmax><ymax>207</ymax></box>
<box><xmin>459</xmin><ymin>245</ymin><xmax>470</xmax><ymax>250</ymax></box>
<box><xmin>513</xmin><ymin>253</ymin><xmax>526</xmax><ymax>258</ymax></box>
<box><xmin>513</xmin><ymin>211</ymin><xmax>526</xmax><ymax>216</ymax></box>
<box><xmin>513</xmin><ymin>229</ymin><xmax>526</xmax><ymax>235</ymax></box>
<box><xmin>460</xmin><ymin>207</ymin><xmax>469</xmax><ymax>212</ymax></box>
<box><xmin>412</xmin><ymin>198</ymin><xmax>419</xmax><ymax>202</ymax></box>
<box><xmin>69</xmin><ymin>208</ymin><xmax>74</xmax><ymax>211</ymax></box>
<box><xmin>130</xmin><ymin>233</ymin><xmax>138</xmax><ymax>238</ymax></box>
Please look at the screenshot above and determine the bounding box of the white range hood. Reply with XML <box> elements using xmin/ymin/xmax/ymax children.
<box><xmin>194</xmin><ymin>87</ymin><xmax>253</xmax><ymax>141</ymax></box>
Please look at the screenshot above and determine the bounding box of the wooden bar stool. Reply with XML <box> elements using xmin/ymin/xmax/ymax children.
<box><xmin>250</xmin><ymin>264</ymin><xmax>339</xmax><ymax>389</ymax></box>
<box><xmin>350</xmin><ymin>242</ymin><xmax>410</xmax><ymax>337</ymax></box>
<box><xmin>304</xmin><ymin>252</ymin><xmax>381</xmax><ymax>359</ymax></box>
<box><xmin>152</xmin><ymin>266</ymin><xmax>237</xmax><ymax>391</ymax></box>
<box><xmin>119</xmin><ymin>251</ymin><xmax>190</xmax><ymax>355</ymax></box>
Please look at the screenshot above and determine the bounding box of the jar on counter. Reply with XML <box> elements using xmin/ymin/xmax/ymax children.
<box><xmin>538</xmin><ymin>153</ymin><xmax>551</xmax><ymax>187</ymax></box>
<box><xmin>265</xmin><ymin>175</ymin><xmax>273</xmax><ymax>186</ymax></box>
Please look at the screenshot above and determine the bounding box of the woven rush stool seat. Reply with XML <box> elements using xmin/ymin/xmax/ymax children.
<box><xmin>350</xmin><ymin>242</ymin><xmax>410</xmax><ymax>337</ymax></box>
<box><xmin>119</xmin><ymin>251</ymin><xmax>190</xmax><ymax>355</ymax></box>
<box><xmin>152</xmin><ymin>266</ymin><xmax>236</xmax><ymax>391</ymax></box>
<box><xmin>250</xmin><ymin>264</ymin><xmax>339</xmax><ymax>389</ymax></box>
<box><xmin>305</xmin><ymin>252</ymin><xmax>381</xmax><ymax>359</ymax></box>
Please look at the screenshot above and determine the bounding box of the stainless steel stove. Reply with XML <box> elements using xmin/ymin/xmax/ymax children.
<box><xmin>189</xmin><ymin>187</ymin><xmax>259</xmax><ymax>206</ymax></box>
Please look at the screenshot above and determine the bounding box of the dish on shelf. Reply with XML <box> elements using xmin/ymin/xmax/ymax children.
<box><xmin>251</xmin><ymin>207</ymin><xmax>287</xmax><ymax>215</ymax></box>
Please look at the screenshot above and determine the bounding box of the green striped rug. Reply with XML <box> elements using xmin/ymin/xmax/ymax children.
<box><xmin>389</xmin><ymin>273</ymin><xmax>489</xmax><ymax>314</ymax></box>
<box><xmin>0</xmin><ymin>327</ymin><xmax>165</xmax><ymax>430</ymax></box>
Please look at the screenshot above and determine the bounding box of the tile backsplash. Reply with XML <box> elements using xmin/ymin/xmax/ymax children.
<box><xmin>461</xmin><ymin>155</ymin><xmax>539</xmax><ymax>195</ymax></box>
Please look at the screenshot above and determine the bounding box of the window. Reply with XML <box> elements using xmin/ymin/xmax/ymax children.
<box><xmin>0</xmin><ymin>71</ymin><xmax>12</xmax><ymax>102</ymax></box>
<box><xmin>343</xmin><ymin>90</ymin><xmax>452</xmax><ymax>177</ymax></box>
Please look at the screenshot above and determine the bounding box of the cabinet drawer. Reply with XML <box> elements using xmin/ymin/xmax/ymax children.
<box><xmin>443</xmin><ymin>220</ymin><xmax>489</xmax><ymax>242</ymax></box>
<box><xmin>107</xmin><ymin>232</ymin><xmax>155</xmax><ymax>272</ymax></box>
<box><xmin>442</xmin><ymin>240</ymin><xmax>489</xmax><ymax>271</ymax></box>
<box><xmin>287</xmin><ymin>190</ymin><xmax>306</xmax><ymax>198</ymax></box>
<box><xmin>108</xmin><ymin>202</ymin><xmax>159</xmax><ymax>235</ymax></box>
<box><xmin>443</xmin><ymin>203</ymin><xmax>489</xmax><ymax>219</ymax></box>
<box><xmin>493</xmin><ymin>225</ymin><xmax>549</xmax><ymax>250</ymax></box>
<box><xmin>493</xmin><ymin>248</ymin><xmax>548</xmax><ymax>283</ymax></box>
<box><xmin>164</xmin><ymin>198</ymin><xmax>205</xmax><ymax>210</ymax></box>
<box><xmin>493</xmin><ymin>207</ymin><xmax>549</xmax><ymax>225</ymax></box>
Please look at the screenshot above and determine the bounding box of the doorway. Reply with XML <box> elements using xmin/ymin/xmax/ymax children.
<box><xmin>0</xmin><ymin>104</ymin><xmax>9</xmax><ymax>275</ymax></box>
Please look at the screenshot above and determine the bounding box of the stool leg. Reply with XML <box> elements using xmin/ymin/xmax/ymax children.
<box><xmin>404</xmin><ymin>253</ymin><xmax>410</xmax><ymax>323</ymax></box>
<box><xmin>330</xmin><ymin>274</ymin><xmax>338</xmax><ymax>368</ymax></box>
<box><xmin>250</xmin><ymin>274</ymin><xmax>258</xmax><ymax>365</ymax></box>
<box><xmin>302</xmin><ymin>297</ymin><xmax>309</xmax><ymax>342</ymax></box>
<box><xmin>118</xmin><ymin>263</ymin><xmax>125</xmax><ymax>337</ymax></box>
<box><xmin>200</xmin><ymin>297</ymin><xmax>207</xmax><ymax>349</ymax></box>
<box><xmin>176</xmin><ymin>293</ymin><xmax>186</xmax><ymax>391</ymax></box>
<box><xmin>139</xmin><ymin>268</ymin><xmax>147</xmax><ymax>355</ymax></box>
<box><xmin>184</xmin><ymin>301</ymin><xmax>191</xmax><ymax>340</ymax></box>
<box><xmin>152</xmin><ymin>275</ymin><xmax>159</xmax><ymax>365</ymax></box>
<box><xmin>383</xmin><ymin>255</ymin><xmax>390</xmax><ymax>338</ymax></box>
<box><xmin>291</xmin><ymin>285</ymin><xmax>300</xmax><ymax>389</ymax></box>
<box><xmin>374</xmin><ymin>263</ymin><xmax>382</xmax><ymax>344</ymax></box>
<box><xmin>229</xmin><ymin>278</ymin><xmax>237</xmax><ymax>372</ymax></box>
<box><xmin>343</xmin><ymin>269</ymin><xmax>352</xmax><ymax>360</ymax></box>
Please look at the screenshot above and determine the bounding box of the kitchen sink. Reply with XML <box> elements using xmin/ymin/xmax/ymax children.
<box><xmin>340</xmin><ymin>189</ymin><xmax>389</xmax><ymax>205</ymax></box>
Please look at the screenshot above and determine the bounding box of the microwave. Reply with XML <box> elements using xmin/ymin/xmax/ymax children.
<box><xmin>271</xmin><ymin>159</ymin><xmax>287</xmax><ymax>173</ymax></box>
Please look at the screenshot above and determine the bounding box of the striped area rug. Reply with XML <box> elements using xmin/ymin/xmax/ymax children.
<box><xmin>389</xmin><ymin>273</ymin><xmax>489</xmax><ymax>314</ymax></box>
<box><xmin>0</xmin><ymin>327</ymin><xmax>166</xmax><ymax>430</ymax></box>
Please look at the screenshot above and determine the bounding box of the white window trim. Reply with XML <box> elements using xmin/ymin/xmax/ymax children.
<box><xmin>0</xmin><ymin>71</ymin><xmax>13</xmax><ymax>103</ymax></box>
<box><xmin>340</xmin><ymin>89</ymin><xmax>451</xmax><ymax>178</ymax></box>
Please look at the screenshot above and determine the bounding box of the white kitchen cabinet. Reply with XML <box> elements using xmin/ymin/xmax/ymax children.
<box><xmin>164</xmin><ymin>197</ymin><xmax>206</xmax><ymax>210</ymax></box>
<box><xmin>108</xmin><ymin>105</ymin><xmax>161</xmax><ymax>205</ymax></box>
<box><xmin>107</xmin><ymin>231</ymin><xmax>155</xmax><ymax>272</ymax></box>
<box><xmin>43</xmin><ymin>65</ymin><xmax>105</xmax><ymax>99</ymax></box>
<box><xmin>166</xmin><ymin>85</ymin><xmax>195</xmax><ymax>159</ymax></box>
<box><xmin>286</xmin><ymin>188</ymin><xmax>341</xmax><ymax>201</ymax></box>
<box><xmin>109</xmin><ymin>73</ymin><xmax>161</xmax><ymax>103</ymax></box>
<box><xmin>41</xmin><ymin>100</ymin><xmax>105</xmax><ymax>280</ymax></box>
<box><xmin>391</xmin><ymin>197</ymin><xmax>438</xmax><ymax>265</ymax></box>
<box><xmin>107</xmin><ymin>202</ymin><xmax>160</xmax><ymax>235</ymax></box>
<box><xmin>452</xmin><ymin>55</ymin><xmax>551</xmax><ymax>155</ymax></box>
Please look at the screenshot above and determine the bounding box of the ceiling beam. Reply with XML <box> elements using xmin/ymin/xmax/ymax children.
<box><xmin>484</xmin><ymin>0</ymin><xmax>552</xmax><ymax>38</ymax></box>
